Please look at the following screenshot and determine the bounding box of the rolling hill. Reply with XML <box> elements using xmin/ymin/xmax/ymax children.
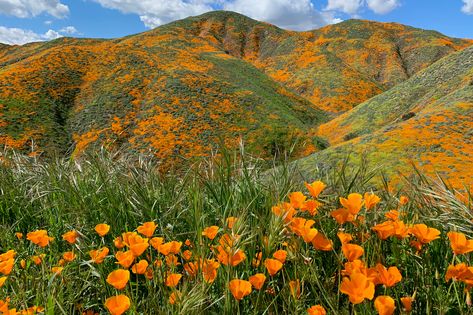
<box><xmin>299</xmin><ymin>45</ymin><xmax>473</xmax><ymax>188</ymax></box>
<box><xmin>0</xmin><ymin>11</ymin><xmax>471</xmax><ymax>169</ymax></box>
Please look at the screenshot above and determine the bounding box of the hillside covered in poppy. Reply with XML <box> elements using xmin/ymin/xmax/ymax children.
<box><xmin>0</xmin><ymin>11</ymin><xmax>471</xmax><ymax>172</ymax></box>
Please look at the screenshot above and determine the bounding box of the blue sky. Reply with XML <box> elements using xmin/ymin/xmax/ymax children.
<box><xmin>0</xmin><ymin>0</ymin><xmax>472</xmax><ymax>45</ymax></box>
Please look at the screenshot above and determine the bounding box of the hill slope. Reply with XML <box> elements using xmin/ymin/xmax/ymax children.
<box><xmin>0</xmin><ymin>11</ymin><xmax>471</xmax><ymax>164</ymax></box>
<box><xmin>298</xmin><ymin>46</ymin><xmax>473</xmax><ymax>188</ymax></box>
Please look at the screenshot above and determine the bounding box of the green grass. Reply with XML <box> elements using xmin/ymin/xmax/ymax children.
<box><xmin>0</xmin><ymin>149</ymin><xmax>472</xmax><ymax>314</ymax></box>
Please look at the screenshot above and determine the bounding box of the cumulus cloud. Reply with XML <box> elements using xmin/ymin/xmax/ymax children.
<box><xmin>325</xmin><ymin>0</ymin><xmax>399</xmax><ymax>15</ymax></box>
<box><xmin>0</xmin><ymin>0</ymin><xmax>69</xmax><ymax>18</ymax></box>
<box><xmin>92</xmin><ymin>0</ymin><xmax>340</xmax><ymax>31</ymax></box>
<box><xmin>462</xmin><ymin>0</ymin><xmax>473</xmax><ymax>14</ymax></box>
<box><xmin>0</xmin><ymin>25</ymin><xmax>80</xmax><ymax>45</ymax></box>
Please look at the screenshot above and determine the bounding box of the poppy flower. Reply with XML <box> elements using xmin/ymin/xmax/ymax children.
<box><xmin>165</xmin><ymin>273</ymin><xmax>182</xmax><ymax>287</ymax></box>
<box><xmin>401</xmin><ymin>296</ymin><xmax>413</xmax><ymax>312</ymax></box>
<box><xmin>364</xmin><ymin>192</ymin><xmax>381</xmax><ymax>210</ymax></box>
<box><xmin>169</xmin><ymin>291</ymin><xmax>181</xmax><ymax>305</ymax></box>
<box><xmin>123</xmin><ymin>233</ymin><xmax>149</xmax><ymax>257</ymax></box>
<box><xmin>447</xmin><ymin>231</ymin><xmax>473</xmax><ymax>255</ymax></box>
<box><xmin>115</xmin><ymin>250</ymin><xmax>135</xmax><ymax>268</ymax></box>
<box><xmin>62</xmin><ymin>230</ymin><xmax>79</xmax><ymax>244</ymax></box>
<box><xmin>62</xmin><ymin>251</ymin><xmax>76</xmax><ymax>262</ymax></box>
<box><xmin>216</xmin><ymin>246</ymin><xmax>246</xmax><ymax>266</ymax></box>
<box><xmin>340</xmin><ymin>193</ymin><xmax>364</xmax><ymax>215</ymax></box>
<box><xmin>0</xmin><ymin>250</ymin><xmax>16</xmax><ymax>262</ymax></box>
<box><xmin>289</xmin><ymin>192</ymin><xmax>307</xmax><ymax>209</ymax></box>
<box><xmin>131</xmin><ymin>260</ymin><xmax>149</xmax><ymax>275</ymax></box>
<box><xmin>342</xmin><ymin>244</ymin><xmax>364</xmax><ymax>261</ymax></box>
<box><xmin>158</xmin><ymin>241</ymin><xmax>182</xmax><ymax>256</ymax></box>
<box><xmin>249</xmin><ymin>273</ymin><xmax>266</xmax><ymax>290</ymax></box>
<box><xmin>252</xmin><ymin>252</ymin><xmax>263</xmax><ymax>267</ymax></box>
<box><xmin>89</xmin><ymin>247</ymin><xmax>109</xmax><ymax>264</ymax></box>
<box><xmin>32</xmin><ymin>254</ymin><xmax>45</xmax><ymax>265</ymax></box>
<box><xmin>374</xmin><ymin>295</ymin><xmax>395</xmax><ymax>315</ymax></box>
<box><xmin>272</xmin><ymin>203</ymin><xmax>297</xmax><ymax>223</ymax></box>
<box><xmin>107</xmin><ymin>269</ymin><xmax>130</xmax><ymax>290</ymax></box>
<box><xmin>184</xmin><ymin>262</ymin><xmax>199</xmax><ymax>278</ymax></box>
<box><xmin>300</xmin><ymin>199</ymin><xmax>321</xmax><ymax>216</ymax></box>
<box><xmin>0</xmin><ymin>259</ymin><xmax>14</xmax><ymax>275</ymax></box>
<box><xmin>104</xmin><ymin>295</ymin><xmax>130</xmax><ymax>315</ymax></box>
<box><xmin>330</xmin><ymin>208</ymin><xmax>355</xmax><ymax>224</ymax></box>
<box><xmin>95</xmin><ymin>224</ymin><xmax>110</xmax><ymax>237</ymax></box>
<box><xmin>182</xmin><ymin>250</ymin><xmax>192</xmax><ymax>261</ymax></box>
<box><xmin>273</xmin><ymin>250</ymin><xmax>287</xmax><ymax>263</ymax></box>
<box><xmin>15</xmin><ymin>233</ymin><xmax>23</xmax><ymax>240</ymax></box>
<box><xmin>375</xmin><ymin>264</ymin><xmax>402</xmax><ymax>287</ymax></box>
<box><xmin>27</xmin><ymin>230</ymin><xmax>53</xmax><ymax>247</ymax></box>
<box><xmin>312</xmin><ymin>232</ymin><xmax>333</xmax><ymax>251</ymax></box>
<box><xmin>0</xmin><ymin>298</ymin><xmax>9</xmax><ymax>313</ymax></box>
<box><xmin>337</xmin><ymin>232</ymin><xmax>353</xmax><ymax>244</ymax></box>
<box><xmin>289</xmin><ymin>279</ymin><xmax>301</xmax><ymax>299</ymax></box>
<box><xmin>137</xmin><ymin>222</ymin><xmax>157</xmax><ymax>238</ymax></box>
<box><xmin>340</xmin><ymin>273</ymin><xmax>375</xmax><ymax>304</ymax></box>
<box><xmin>201</xmin><ymin>259</ymin><xmax>220</xmax><ymax>283</ymax></box>
<box><xmin>229</xmin><ymin>279</ymin><xmax>252</xmax><ymax>300</ymax></box>
<box><xmin>0</xmin><ymin>277</ymin><xmax>6</xmax><ymax>287</ymax></box>
<box><xmin>399</xmin><ymin>196</ymin><xmax>409</xmax><ymax>205</ymax></box>
<box><xmin>307</xmin><ymin>305</ymin><xmax>326</xmax><ymax>315</ymax></box>
<box><xmin>114</xmin><ymin>236</ymin><xmax>125</xmax><ymax>249</ymax></box>
<box><xmin>226</xmin><ymin>217</ymin><xmax>238</xmax><ymax>229</ymax></box>
<box><xmin>149</xmin><ymin>237</ymin><xmax>164</xmax><ymax>251</ymax></box>
<box><xmin>165</xmin><ymin>254</ymin><xmax>180</xmax><ymax>267</ymax></box>
<box><xmin>304</xmin><ymin>181</ymin><xmax>326</xmax><ymax>198</ymax></box>
<box><xmin>385</xmin><ymin>210</ymin><xmax>400</xmax><ymax>221</ymax></box>
<box><xmin>202</xmin><ymin>226</ymin><xmax>219</xmax><ymax>240</ymax></box>
<box><xmin>51</xmin><ymin>267</ymin><xmax>63</xmax><ymax>275</ymax></box>
<box><xmin>410</xmin><ymin>224</ymin><xmax>440</xmax><ymax>244</ymax></box>
<box><xmin>372</xmin><ymin>221</ymin><xmax>395</xmax><ymax>240</ymax></box>
<box><xmin>265</xmin><ymin>258</ymin><xmax>283</xmax><ymax>276</ymax></box>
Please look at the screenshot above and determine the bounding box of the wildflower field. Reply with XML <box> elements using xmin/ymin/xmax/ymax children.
<box><xmin>0</xmin><ymin>152</ymin><xmax>472</xmax><ymax>314</ymax></box>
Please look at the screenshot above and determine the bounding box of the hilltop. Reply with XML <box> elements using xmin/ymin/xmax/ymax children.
<box><xmin>0</xmin><ymin>11</ymin><xmax>471</xmax><ymax>168</ymax></box>
<box><xmin>299</xmin><ymin>45</ymin><xmax>473</xmax><ymax>188</ymax></box>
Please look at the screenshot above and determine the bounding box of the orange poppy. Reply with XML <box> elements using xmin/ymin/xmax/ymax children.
<box><xmin>114</xmin><ymin>236</ymin><xmax>125</xmax><ymax>249</ymax></box>
<box><xmin>312</xmin><ymin>232</ymin><xmax>333</xmax><ymax>251</ymax></box>
<box><xmin>184</xmin><ymin>262</ymin><xmax>199</xmax><ymax>278</ymax></box>
<box><xmin>226</xmin><ymin>217</ymin><xmax>238</xmax><ymax>229</ymax></box>
<box><xmin>375</xmin><ymin>264</ymin><xmax>402</xmax><ymax>287</ymax></box>
<box><xmin>330</xmin><ymin>208</ymin><xmax>355</xmax><ymax>224</ymax></box>
<box><xmin>131</xmin><ymin>260</ymin><xmax>149</xmax><ymax>275</ymax></box>
<box><xmin>374</xmin><ymin>296</ymin><xmax>395</xmax><ymax>315</ymax></box>
<box><xmin>165</xmin><ymin>254</ymin><xmax>180</xmax><ymax>267</ymax></box>
<box><xmin>107</xmin><ymin>269</ymin><xmax>130</xmax><ymax>290</ymax></box>
<box><xmin>202</xmin><ymin>226</ymin><xmax>219</xmax><ymax>240</ymax></box>
<box><xmin>372</xmin><ymin>221</ymin><xmax>395</xmax><ymax>240</ymax></box>
<box><xmin>337</xmin><ymin>232</ymin><xmax>353</xmax><ymax>244</ymax></box>
<box><xmin>31</xmin><ymin>254</ymin><xmax>45</xmax><ymax>265</ymax></box>
<box><xmin>385</xmin><ymin>210</ymin><xmax>400</xmax><ymax>221</ymax></box>
<box><xmin>364</xmin><ymin>192</ymin><xmax>381</xmax><ymax>210</ymax></box>
<box><xmin>201</xmin><ymin>259</ymin><xmax>220</xmax><ymax>283</ymax></box>
<box><xmin>123</xmin><ymin>233</ymin><xmax>149</xmax><ymax>257</ymax></box>
<box><xmin>26</xmin><ymin>230</ymin><xmax>53</xmax><ymax>247</ymax></box>
<box><xmin>137</xmin><ymin>222</ymin><xmax>157</xmax><ymax>238</ymax></box>
<box><xmin>399</xmin><ymin>196</ymin><xmax>409</xmax><ymax>205</ymax></box>
<box><xmin>169</xmin><ymin>291</ymin><xmax>181</xmax><ymax>305</ymax></box>
<box><xmin>340</xmin><ymin>193</ymin><xmax>364</xmax><ymax>215</ymax></box>
<box><xmin>272</xmin><ymin>203</ymin><xmax>297</xmax><ymax>223</ymax></box>
<box><xmin>401</xmin><ymin>296</ymin><xmax>413</xmax><ymax>312</ymax></box>
<box><xmin>340</xmin><ymin>272</ymin><xmax>375</xmax><ymax>304</ymax></box>
<box><xmin>89</xmin><ymin>247</ymin><xmax>109</xmax><ymax>264</ymax></box>
<box><xmin>62</xmin><ymin>230</ymin><xmax>79</xmax><ymax>244</ymax></box>
<box><xmin>289</xmin><ymin>191</ymin><xmax>307</xmax><ymax>209</ymax></box>
<box><xmin>182</xmin><ymin>250</ymin><xmax>192</xmax><ymax>261</ymax></box>
<box><xmin>342</xmin><ymin>244</ymin><xmax>364</xmax><ymax>261</ymax></box>
<box><xmin>158</xmin><ymin>241</ymin><xmax>182</xmax><ymax>256</ymax></box>
<box><xmin>15</xmin><ymin>233</ymin><xmax>23</xmax><ymax>240</ymax></box>
<box><xmin>0</xmin><ymin>277</ymin><xmax>6</xmax><ymax>287</ymax></box>
<box><xmin>62</xmin><ymin>251</ymin><xmax>76</xmax><ymax>262</ymax></box>
<box><xmin>252</xmin><ymin>252</ymin><xmax>263</xmax><ymax>267</ymax></box>
<box><xmin>273</xmin><ymin>250</ymin><xmax>287</xmax><ymax>263</ymax></box>
<box><xmin>249</xmin><ymin>273</ymin><xmax>266</xmax><ymax>290</ymax></box>
<box><xmin>301</xmin><ymin>199</ymin><xmax>321</xmax><ymax>216</ymax></box>
<box><xmin>165</xmin><ymin>273</ymin><xmax>182</xmax><ymax>287</ymax></box>
<box><xmin>229</xmin><ymin>279</ymin><xmax>252</xmax><ymax>300</ymax></box>
<box><xmin>447</xmin><ymin>231</ymin><xmax>473</xmax><ymax>255</ymax></box>
<box><xmin>265</xmin><ymin>258</ymin><xmax>283</xmax><ymax>276</ymax></box>
<box><xmin>304</xmin><ymin>181</ymin><xmax>326</xmax><ymax>198</ymax></box>
<box><xmin>307</xmin><ymin>305</ymin><xmax>326</xmax><ymax>315</ymax></box>
<box><xmin>104</xmin><ymin>295</ymin><xmax>130</xmax><ymax>315</ymax></box>
<box><xmin>149</xmin><ymin>237</ymin><xmax>164</xmax><ymax>251</ymax></box>
<box><xmin>115</xmin><ymin>250</ymin><xmax>135</xmax><ymax>268</ymax></box>
<box><xmin>289</xmin><ymin>279</ymin><xmax>301</xmax><ymax>299</ymax></box>
<box><xmin>95</xmin><ymin>224</ymin><xmax>110</xmax><ymax>237</ymax></box>
<box><xmin>410</xmin><ymin>224</ymin><xmax>440</xmax><ymax>244</ymax></box>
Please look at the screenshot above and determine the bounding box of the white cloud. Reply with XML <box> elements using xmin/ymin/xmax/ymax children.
<box><xmin>0</xmin><ymin>25</ymin><xmax>80</xmax><ymax>45</ymax></box>
<box><xmin>325</xmin><ymin>0</ymin><xmax>362</xmax><ymax>15</ymax></box>
<box><xmin>462</xmin><ymin>0</ymin><xmax>473</xmax><ymax>14</ymax></box>
<box><xmin>0</xmin><ymin>0</ymin><xmax>69</xmax><ymax>18</ymax></box>
<box><xmin>91</xmin><ymin>0</ymin><xmax>340</xmax><ymax>31</ymax></box>
<box><xmin>366</xmin><ymin>0</ymin><xmax>399</xmax><ymax>14</ymax></box>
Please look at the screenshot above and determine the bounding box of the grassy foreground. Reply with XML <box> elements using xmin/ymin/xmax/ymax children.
<box><xmin>0</xmin><ymin>151</ymin><xmax>472</xmax><ymax>314</ymax></box>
